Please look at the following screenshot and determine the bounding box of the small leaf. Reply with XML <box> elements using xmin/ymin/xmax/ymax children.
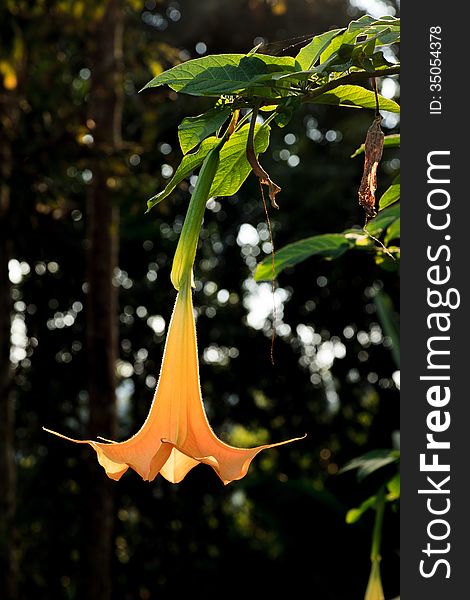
<box><xmin>378</xmin><ymin>29</ymin><xmax>400</xmax><ymax>45</ymax></box>
<box><xmin>178</xmin><ymin>106</ymin><xmax>232</xmax><ymax>154</ymax></box>
<box><xmin>351</xmin><ymin>133</ymin><xmax>400</xmax><ymax>157</ymax></box>
<box><xmin>365</xmin><ymin>203</ymin><xmax>400</xmax><ymax>237</ymax></box>
<box><xmin>147</xmin><ymin>136</ymin><xmax>219</xmax><ymax>211</ymax></box>
<box><xmin>315</xmin><ymin>52</ymin><xmax>352</xmax><ymax>75</ymax></box>
<box><xmin>370</xmin><ymin>50</ymin><xmax>395</xmax><ymax>69</ymax></box>
<box><xmin>379</xmin><ymin>174</ymin><xmax>400</xmax><ymax>209</ymax></box>
<box><xmin>295</xmin><ymin>28</ymin><xmax>343</xmax><ymax>70</ymax></box>
<box><xmin>385</xmin><ymin>216</ymin><xmax>400</xmax><ymax>245</ymax></box>
<box><xmin>311</xmin><ymin>85</ymin><xmax>400</xmax><ymax>113</ymax></box>
<box><xmin>374</xmin><ymin>290</ymin><xmax>400</xmax><ymax>368</ymax></box>
<box><xmin>346</xmin><ymin>15</ymin><xmax>400</xmax><ymax>35</ymax></box>
<box><xmin>142</xmin><ymin>53</ymin><xmax>296</xmax><ymax>97</ymax></box>
<box><xmin>346</xmin><ymin>495</ymin><xmax>377</xmax><ymax>524</ymax></box>
<box><xmin>247</xmin><ymin>43</ymin><xmax>263</xmax><ymax>56</ymax></box>
<box><xmin>274</xmin><ymin>97</ymin><xmax>302</xmax><ymax>128</ymax></box>
<box><xmin>254</xmin><ymin>233</ymin><xmax>354</xmax><ymax>281</ymax></box>
<box><xmin>341</xmin><ymin>449</ymin><xmax>400</xmax><ymax>482</ymax></box>
<box><xmin>320</xmin><ymin>31</ymin><xmax>345</xmax><ymax>63</ymax></box>
<box><xmin>387</xmin><ymin>473</ymin><xmax>400</xmax><ymax>500</ymax></box>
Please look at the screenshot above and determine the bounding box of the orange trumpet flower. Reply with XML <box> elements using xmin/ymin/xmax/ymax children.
<box><xmin>45</xmin><ymin>280</ymin><xmax>302</xmax><ymax>484</ymax></box>
<box><xmin>45</xmin><ymin>146</ymin><xmax>303</xmax><ymax>484</ymax></box>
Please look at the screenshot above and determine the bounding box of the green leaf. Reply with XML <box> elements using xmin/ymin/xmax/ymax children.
<box><xmin>370</xmin><ymin>50</ymin><xmax>396</xmax><ymax>70</ymax></box>
<box><xmin>273</xmin><ymin>97</ymin><xmax>302</xmax><ymax>128</ymax></box>
<box><xmin>142</xmin><ymin>53</ymin><xmax>296</xmax><ymax>97</ymax></box>
<box><xmin>320</xmin><ymin>31</ymin><xmax>345</xmax><ymax>64</ymax></box>
<box><xmin>365</xmin><ymin>203</ymin><xmax>400</xmax><ymax>237</ymax></box>
<box><xmin>346</xmin><ymin>15</ymin><xmax>400</xmax><ymax>37</ymax></box>
<box><xmin>295</xmin><ymin>28</ymin><xmax>343</xmax><ymax>70</ymax></box>
<box><xmin>210</xmin><ymin>123</ymin><xmax>270</xmax><ymax>197</ymax></box>
<box><xmin>347</xmin><ymin>470</ymin><xmax>400</xmax><ymax>524</ymax></box>
<box><xmin>147</xmin><ymin>136</ymin><xmax>219</xmax><ymax>212</ymax></box>
<box><xmin>377</xmin><ymin>29</ymin><xmax>400</xmax><ymax>45</ymax></box>
<box><xmin>374</xmin><ymin>290</ymin><xmax>400</xmax><ymax>368</ymax></box>
<box><xmin>379</xmin><ymin>174</ymin><xmax>400</xmax><ymax>210</ymax></box>
<box><xmin>147</xmin><ymin>122</ymin><xmax>270</xmax><ymax>211</ymax></box>
<box><xmin>387</xmin><ymin>472</ymin><xmax>400</xmax><ymax>500</ymax></box>
<box><xmin>346</xmin><ymin>14</ymin><xmax>382</xmax><ymax>31</ymax></box>
<box><xmin>254</xmin><ymin>233</ymin><xmax>354</xmax><ymax>281</ymax></box>
<box><xmin>178</xmin><ymin>107</ymin><xmax>232</xmax><ymax>154</ymax></box>
<box><xmin>311</xmin><ymin>85</ymin><xmax>400</xmax><ymax>113</ymax></box>
<box><xmin>315</xmin><ymin>51</ymin><xmax>352</xmax><ymax>75</ymax></box>
<box><xmin>346</xmin><ymin>494</ymin><xmax>377</xmax><ymax>524</ymax></box>
<box><xmin>341</xmin><ymin>449</ymin><xmax>400</xmax><ymax>482</ymax></box>
<box><xmin>315</xmin><ymin>17</ymin><xmax>399</xmax><ymax>74</ymax></box>
<box><xmin>385</xmin><ymin>216</ymin><xmax>400</xmax><ymax>245</ymax></box>
<box><xmin>351</xmin><ymin>133</ymin><xmax>400</xmax><ymax>157</ymax></box>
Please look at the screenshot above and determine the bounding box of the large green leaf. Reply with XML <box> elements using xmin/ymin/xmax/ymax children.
<box><xmin>295</xmin><ymin>28</ymin><xmax>343</xmax><ymax>70</ymax></box>
<box><xmin>178</xmin><ymin>106</ymin><xmax>232</xmax><ymax>154</ymax></box>
<box><xmin>147</xmin><ymin>123</ymin><xmax>270</xmax><ymax>212</ymax></box>
<box><xmin>351</xmin><ymin>133</ymin><xmax>400</xmax><ymax>157</ymax></box>
<box><xmin>379</xmin><ymin>174</ymin><xmax>400</xmax><ymax>210</ymax></box>
<box><xmin>142</xmin><ymin>53</ymin><xmax>296</xmax><ymax>97</ymax></box>
<box><xmin>311</xmin><ymin>85</ymin><xmax>400</xmax><ymax>113</ymax></box>
<box><xmin>254</xmin><ymin>233</ymin><xmax>354</xmax><ymax>281</ymax></box>
<box><xmin>210</xmin><ymin>123</ymin><xmax>270</xmax><ymax>197</ymax></box>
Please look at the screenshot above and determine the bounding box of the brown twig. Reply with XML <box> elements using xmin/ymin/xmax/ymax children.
<box><xmin>246</xmin><ymin>102</ymin><xmax>281</xmax><ymax>209</ymax></box>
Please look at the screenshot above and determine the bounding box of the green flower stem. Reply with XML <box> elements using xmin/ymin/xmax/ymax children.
<box><xmin>371</xmin><ymin>485</ymin><xmax>386</xmax><ymax>561</ymax></box>
<box><xmin>170</xmin><ymin>143</ymin><xmax>222</xmax><ymax>291</ymax></box>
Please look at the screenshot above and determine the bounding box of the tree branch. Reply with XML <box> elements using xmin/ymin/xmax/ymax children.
<box><xmin>233</xmin><ymin>66</ymin><xmax>401</xmax><ymax>109</ymax></box>
<box><xmin>302</xmin><ymin>66</ymin><xmax>400</xmax><ymax>103</ymax></box>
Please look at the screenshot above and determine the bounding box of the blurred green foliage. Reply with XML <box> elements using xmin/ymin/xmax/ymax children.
<box><xmin>1</xmin><ymin>0</ymin><xmax>399</xmax><ymax>598</ymax></box>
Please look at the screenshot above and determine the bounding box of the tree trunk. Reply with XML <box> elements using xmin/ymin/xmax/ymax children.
<box><xmin>0</xmin><ymin>93</ymin><xmax>18</xmax><ymax>600</ymax></box>
<box><xmin>80</xmin><ymin>1</ymin><xmax>123</xmax><ymax>598</ymax></box>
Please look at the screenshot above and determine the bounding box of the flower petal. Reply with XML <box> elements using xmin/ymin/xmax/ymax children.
<box><xmin>44</xmin><ymin>279</ymin><xmax>304</xmax><ymax>484</ymax></box>
<box><xmin>165</xmin><ymin>434</ymin><xmax>306</xmax><ymax>485</ymax></box>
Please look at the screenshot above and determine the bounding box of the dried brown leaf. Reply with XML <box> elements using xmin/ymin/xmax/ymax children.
<box><xmin>358</xmin><ymin>115</ymin><xmax>384</xmax><ymax>219</ymax></box>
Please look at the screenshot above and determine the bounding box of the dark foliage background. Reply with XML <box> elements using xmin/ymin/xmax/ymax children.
<box><xmin>1</xmin><ymin>1</ymin><xmax>399</xmax><ymax>598</ymax></box>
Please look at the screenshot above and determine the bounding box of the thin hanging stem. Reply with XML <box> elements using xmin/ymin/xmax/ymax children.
<box><xmin>371</xmin><ymin>77</ymin><xmax>380</xmax><ymax>117</ymax></box>
<box><xmin>259</xmin><ymin>181</ymin><xmax>276</xmax><ymax>366</ymax></box>
<box><xmin>363</xmin><ymin>229</ymin><xmax>397</xmax><ymax>261</ymax></box>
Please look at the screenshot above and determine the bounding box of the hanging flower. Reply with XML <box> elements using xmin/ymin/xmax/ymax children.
<box><xmin>45</xmin><ymin>145</ymin><xmax>303</xmax><ymax>484</ymax></box>
<box><xmin>45</xmin><ymin>279</ymin><xmax>302</xmax><ymax>484</ymax></box>
<box><xmin>364</xmin><ymin>560</ymin><xmax>385</xmax><ymax>600</ymax></box>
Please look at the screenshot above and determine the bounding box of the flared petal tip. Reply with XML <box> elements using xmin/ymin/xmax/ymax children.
<box><xmin>161</xmin><ymin>432</ymin><xmax>307</xmax><ymax>485</ymax></box>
